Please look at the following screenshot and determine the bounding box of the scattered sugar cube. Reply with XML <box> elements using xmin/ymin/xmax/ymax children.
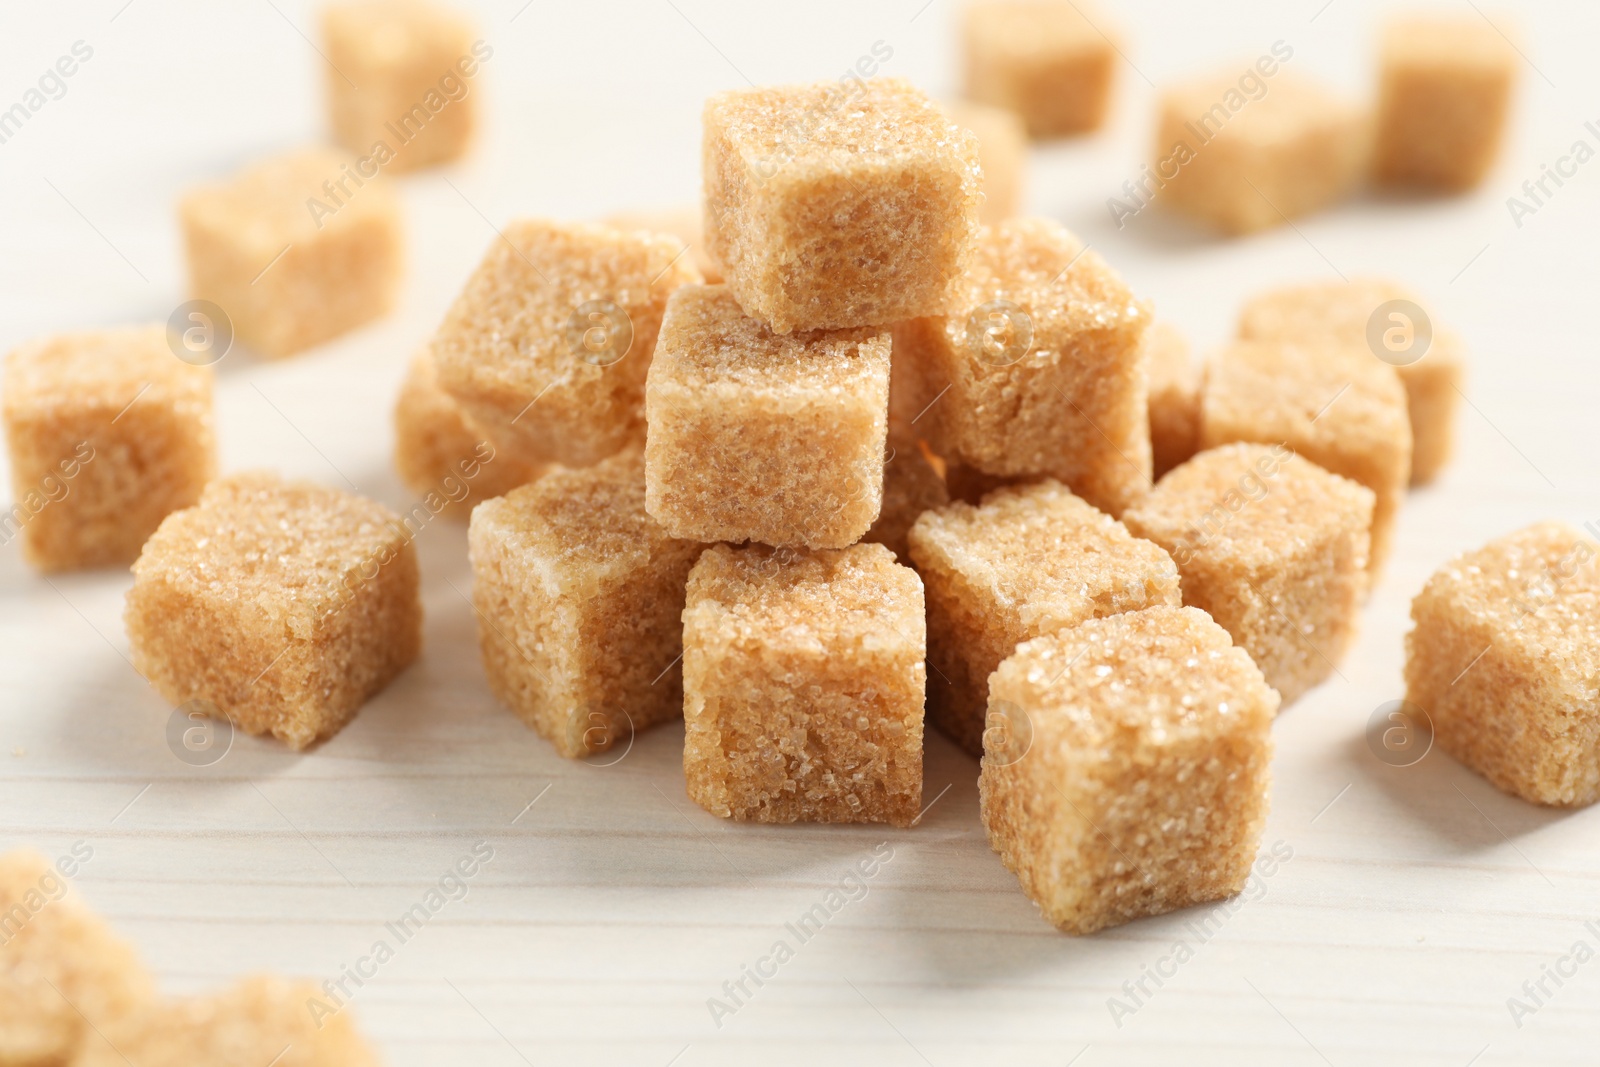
<box><xmin>432</xmin><ymin>219</ymin><xmax>700</xmax><ymax>468</ymax></box>
<box><xmin>1406</xmin><ymin>522</ymin><xmax>1600</xmax><ymax>806</ymax></box>
<box><xmin>76</xmin><ymin>974</ymin><xmax>378</xmax><ymax>1067</ymax></box>
<box><xmin>125</xmin><ymin>472</ymin><xmax>421</xmax><ymax>750</ymax></box>
<box><xmin>864</xmin><ymin>421</ymin><xmax>950</xmax><ymax>564</ymax></box>
<box><xmin>1201</xmin><ymin>339</ymin><xmax>1410</xmax><ymax>579</ymax></box>
<box><xmin>321</xmin><ymin>0</ymin><xmax>482</xmax><ymax>172</ymax></box>
<box><xmin>683</xmin><ymin>542</ymin><xmax>926</xmax><ymax>826</ymax></box>
<box><xmin>702</xmin><ymin>76</ymin><xmax>981</xmax><ymax>333</ymax></box>
<box><xmin>0</xmin><ymin>849</ymin><xmax>152</xmax><ymax>1067</ymax></box>
<box><xmin>962</xmin><ymin>0</ymin><xmax>1118</xmax><ymax>137</ymax></box>
<box><xmin>393</xmin><ymin>347</ymin><xmax>542</xmax><ymax>520</ymax></box>
<box><xmin>179</xmin><ymin>147</ymin><xmax>403</xmax><ymax>357</ymax></box>
<box><xmin>980</xmin><ymin>605</ymin><xmax>1277</xmax><ymax>934</ymax></box>
<box><xmin>946</xmin><ymin>100</ymin><xmax>1028</xmax><ymax>223</ymax></box>
<box><xmin>645</xmin><ymin>285</ymin><xmax>890</xmax><ymax>549</ymax></box>
<box><xmin>469</xmin><ymin>449</ymin><xmax>700</xmax><ymax>758</ymax></box>
<box><xmin>1373</xmin><ymin>15</ymin><xmax>1518</xmax><ymax>190</ymax></box>
<box><xmin>1144</xmin><ymin>321</ymin><xmax>1200</xmax><ymax>479</ymax></box>
<box><xmin>1125</xmin><ymin>444</ymin><xmax>1375</xmax><ymax>706</ymax></box>
<box><xmin>3</xmin><ymin>327</ymin><xmax>215</xmax><ymax>572</ymax></box>
<box><xmin>907</xmin><ymin>480</ymin><xmax>1180</xmax><ymax>756</ymax></box>
<box><xmin>605</xmin><ymin>206</ymin><xmax>722</xmax><ymax>283</ymax></box>
<box><xmin>1155</xmin><ymin>70</ymin><xmax>1367</xmax><ymax>234</ymax></box>
<box><xmin>892</xmin><ymin>218</ymin><xmax>1152</xmax><ymax>516</ymax></box>
<box><xmin>1238</xmin><ymin>278</ymin><xmax>1465</xmax><ymax>485</ymax></box>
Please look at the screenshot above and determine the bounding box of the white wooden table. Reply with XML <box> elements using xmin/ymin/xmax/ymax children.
<box><xmin>3</xmin><ymin>1</ymin><xmax>1599</xmax><ymax>1063</ymax></box>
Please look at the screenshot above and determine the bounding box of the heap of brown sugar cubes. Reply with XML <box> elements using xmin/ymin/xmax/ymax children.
<box><xmin>434</xmin><ymin>71</ymin><xmax>1324</xmax><ymax>933</ymax></box>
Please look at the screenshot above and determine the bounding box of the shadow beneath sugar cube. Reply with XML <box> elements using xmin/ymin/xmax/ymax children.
<box><xmin>1342</xmin><ymin>731</ymin><xmax>1573</xmax><ymax>852</ymax></box>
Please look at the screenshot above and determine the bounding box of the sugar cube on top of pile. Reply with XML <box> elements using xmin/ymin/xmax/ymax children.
<box><xmin>644</xmin><ymin>285</ymin><xmax>890</xmax><ymax>549</ymax></box>
<box><xmin>3</xmin><ymin>326</ymin><xmax>215</xmax><ymax>571</ymax></box>
<box><xmin>126</xmin><ymin>472</ymin><xmax>421</xmax><ymax>750</ymax></box>
<box><xmin>322</xmin><ymin>0</ymin><xmax>483</xmax><ymax>172</ymax></box>
<box><xmin>432</xmin><ymin>219</ymin><xmax>700</xmax><ymax>468</ymax></box>
<box><xmin>980</xmin><ymin>606</ymin><xmax>1277</xmax><ymax>934</ymax></box>
<box><xmin>703</xmin><ymin>77</ymin><xmax>981</xmax><ymax>333</ymax></box>
<box><xmin>179</xmin><ymin>147</ymin><xmax>403</xmax><ymax>357</ymax></box>
<box><xmin>1406</xmin><ymin>522</ymin><xmax>1600</xmax><ymax>807</ymax></box>
<box><xmin>961</xmin><ymin>0</ymin><xmax>1119</xmax><ymax>137</ymax></box>
<box><xmin>469</xmin><ymin>449</ymin><xmax>701</xmax><ymax>758</ymax></box>
<box><xmin>1201</xmin><ymin>339</ymin><xmax>1410</xmax><ymax>578</ymax></box>
<box><xmin>1238</xmin><ymin>278</ymin><xmax>1464</xmax><ymax>485</ymax></box>
<box><xmin>0</xmin><ymin>849</ymin><xmax>152</xmax><ymax>1067</ymax></box>
<box><xmin>893</xmin><ymin>217</ymin><xmax>1152</xmax><ymax>516</ymax></box>
<box><xmin>909</xmin><ymin>480</ymin><xmax>1180</xmax><ymax>755</ymax></box>
<box><xmin>1154</xmin><ymin>69</ymin><xmax>1366</xmax><ymax>234</ymax></box>
<box><xmin>1373</xmin><ymin>14</ymin><xmax>1519</xmax><ymax>191</ymax></box>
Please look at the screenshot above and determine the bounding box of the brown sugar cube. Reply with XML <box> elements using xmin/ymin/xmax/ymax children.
<box><xmin>179</xmin><ymin>148</ymin><xmax>403</xmax><ymax>357</ymax></box>
<box><xmin>2</xmin><ymin>327</ymin><xmax>215</xmax><ymax>572</ymax></box>
<box><xmin>945</xmin><ymin>101</ymin><xmax>1028</xmax><ymax>223</ymax></box>
<box><xmin>1154</xmin><ymin>70</ymin><xmax>1367</xmax><ymax>234</ymax></box>
<box><xmin>393</xmin><ymin>347</ymin><xmax>542</xmax><ymax>520</ymax></box>
<box><xmin>125</xmin><ymin>472</ymin><xmax>421</xmax><ymax>750</ymax></box>
<box><xmin>1373</xmin><ymin>15</ymin><xmax>1518</xmax><ymax>191</ymax></box>
<box><xmin>76</xmin><ymin>975</ymin><xmax>378</xmax><ymax>1067</ymax></box>
<box><xmin>864</xmin><ymin>422</ymin><xmax>950</xmax><ymax>564</ymax></box>
<box><xmin>979</xmin><ymin>605</ymin><xmax>1277</xmax><ymax>934</ymax></box>
<box><xmin>322</xmin><ymin>0</ymin><xmax>483</xmax><ymax>172</ymax></box>
<box><xmin>1144</xmin><ymin>321</ymin><xmax>1201</xmax><ymax>479</ymax></box>
<box><xmin>1200</xmin><ymin>339</ymin><xmax>1410</xmax><ymax>580</ymax></box>
<box><xmin>961</xmin><ymin>0</ymin><xmax>1118</xmax><ymax>137</ymax></box>
<box><xmin>908</xmin><ymin>480</ymin><xmax>1180</xmax><ymax>756</ymax></box>
<box><xmin>469</xmin><ymin>449</ymin><xmax>700</xmax><ymax>758</ymax></box>
<box><xmin>703</xmin><ymin>76</ymin><xmax>981</xmax><ymax>333</ymax></box>
<box><xmin>433</xmin><ymin>219</ymin><xmax>700</xmax><ymax>468</ymax></box>
<box><xmin>644</xmin><ymin>285</ymin><xmax>890</xmax><ymax>549</ymax></box>
<box><xmin>1124</xmin><ymin>444</ymin><xmax>1375</xmax><ymax>706</ymax></box>
<box><xmin>1238</xmin><ymin>278</ymin><xmax>1466</xmax><ymax>485</ymax></box>
<box><xmin>1405</xmin><ymin>522</ymin><xmax>1600</xmax><ymax>807</ymax></box>
<box><xmin>0</xmin><ymin>849</ymin><xmax>152</xmax><ymax>1066</ymax></box>
<box><xmin>605</xmin><ymin>206</ymin><xmax>722</xmax><ymax>283</ymax></box>
<box><xmin>892</xmin><ymin>218</ymin><xmax>1152</xmax><ymax>516</ymax></box>
<box><xmin>682</xmin><ymin>542</ymin><xmax>925</xmax><ymax>826</ymax></box>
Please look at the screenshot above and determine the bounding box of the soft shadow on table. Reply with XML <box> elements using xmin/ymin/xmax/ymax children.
<box><xmin>1342</xmin><ymin>732</ymin><xmax>1573</xmax><ymax>851</ymax></box>
<box><xmin>1064</xmin><ymin>198</ymin><xmax>1221</xmax><ymax>254</ymax></box>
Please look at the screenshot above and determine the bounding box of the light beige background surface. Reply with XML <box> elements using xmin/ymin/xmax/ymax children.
<box><xmin>2</xmin><ymin>0</ymin><xmax>1597</xmax><ymax>1063</ymax></box>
